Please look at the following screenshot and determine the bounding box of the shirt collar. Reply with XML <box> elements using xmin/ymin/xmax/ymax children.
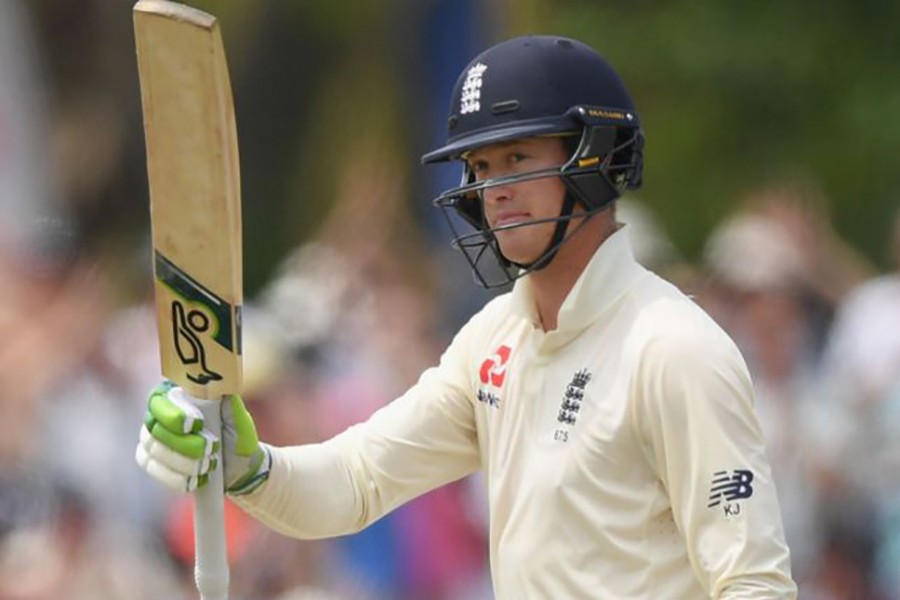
<box><xmin>509</xmin><ymin>226</ymin><xmax>646</xmax><ymax>332</ymax></box>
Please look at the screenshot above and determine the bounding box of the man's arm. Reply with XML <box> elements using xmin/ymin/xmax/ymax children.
<box><xmin>140</xmin><ymin>317</ymin><xmax>481</xmax><ymax>538</ymax></box>
<box><xmin>632</xmin><ymin>324</ymin><xmax>797</xmax><ymax>598</ymax></box>
<box><xmin>229</xmin><ymin>320</ymin><xmax>482</xmax><ymax>539</ymax></box>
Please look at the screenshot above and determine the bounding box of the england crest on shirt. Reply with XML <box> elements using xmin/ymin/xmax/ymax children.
<box><xmin>551</xmin><ymin>368</ymin><xmax>592</xmax><ymax>443</ymax></box>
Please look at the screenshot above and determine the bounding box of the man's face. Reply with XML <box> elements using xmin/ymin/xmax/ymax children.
<box><xmin>465</xmin><ymin>136</ymin><xmax>570</xmax><ymax>265</ymax></box>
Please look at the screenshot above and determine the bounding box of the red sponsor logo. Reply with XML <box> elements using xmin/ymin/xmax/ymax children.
<box><xmin>479</xmin><ymin>345</ymin><xmax>512</xmax><ymax>387</ymax></box>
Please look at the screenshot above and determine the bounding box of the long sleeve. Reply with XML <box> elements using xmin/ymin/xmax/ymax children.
<box><xmin>632</xmin><ymin>323</ymin><xmax>797</xmax><ymax>598</ymax></box>
<box><xmin>232</xmin><ymin>320</ymin><xmax>482</xmax><ymax>539</ymax></box>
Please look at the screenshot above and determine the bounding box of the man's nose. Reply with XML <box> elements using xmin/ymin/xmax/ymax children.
<box><xmin>482</xmin><ymin>179</ymin><xmax>513</xmax><ymax>204</ymax></box>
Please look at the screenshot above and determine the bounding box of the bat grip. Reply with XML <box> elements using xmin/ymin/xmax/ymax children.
<box><xmin>193</xmin><ymin>398</ymin><xmax>230</xmax><ymax>600</ymax></box>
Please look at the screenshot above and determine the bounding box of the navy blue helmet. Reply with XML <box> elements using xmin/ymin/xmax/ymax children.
<box><xmin>423</xmin><ymin>35</ymin><xmax>644</xmax><ymax>288</ymax></box>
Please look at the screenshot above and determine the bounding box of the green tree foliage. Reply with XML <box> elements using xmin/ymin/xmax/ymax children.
<box><xmin>25</xmin><ymin>0</ymin><xmax>899</xmax><ymax>301</ymax></box>
<box><xmin>542</xmin><ymin>0</ymin><xmax>900</xmax><ymax>265</ymax></box>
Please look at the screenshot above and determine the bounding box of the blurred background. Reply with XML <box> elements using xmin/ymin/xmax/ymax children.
<box><xmin>1</xmin><ymin>0</ymin><xmax>898</xmax><ymax>598</ymax></box>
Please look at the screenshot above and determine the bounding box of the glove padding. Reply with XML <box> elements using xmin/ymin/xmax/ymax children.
<box><xmin>135</xmin><ymin>381</ymin><xmax>271</xmax><ymax>495</ymax></box>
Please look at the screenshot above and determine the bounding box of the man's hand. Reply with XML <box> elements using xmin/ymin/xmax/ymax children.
<box><xmin>135</xmin><ymin>381</ymin><xmax>271</xmax><ymax>495</ymax></box>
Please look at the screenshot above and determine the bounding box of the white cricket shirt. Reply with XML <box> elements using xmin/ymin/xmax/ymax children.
<box><xmin>236</xmin><ymin>228</ymin><xmax>797</xmax><ymax>598</ymax></box>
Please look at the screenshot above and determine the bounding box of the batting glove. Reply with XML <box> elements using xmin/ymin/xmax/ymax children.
<box><xmin>135</xmin><ymin>381</ymin><xmax>271</xmax><ymax>495</ymax></box>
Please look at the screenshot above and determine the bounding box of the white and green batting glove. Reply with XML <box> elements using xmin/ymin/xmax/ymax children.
<box><xmin>135</xmin><ymin>381</ymin><xmax>271</xmax><ymax>496</ymax></box>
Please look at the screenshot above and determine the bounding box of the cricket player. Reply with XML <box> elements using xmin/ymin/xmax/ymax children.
<box><xmin>137</xmin><ymin>36</ymin><xmax>797</xmax><ymax>597</ymax></box>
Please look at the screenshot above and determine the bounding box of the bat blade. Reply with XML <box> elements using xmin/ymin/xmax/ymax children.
<box><xmin>134</xmin><ymin>2</ymin><xmax>240</xmax><ymax>599</ymax></box>
<box><xmin>134</xmin><ymin>0</ymin><xmax>242</xmax><ymax>402</ymax></box>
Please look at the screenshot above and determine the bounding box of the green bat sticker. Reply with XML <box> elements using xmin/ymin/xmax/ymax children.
<box><xmin>155</xmin><ymin>251</ymin><xmax>241</xmax><ymax>385</ymax></box>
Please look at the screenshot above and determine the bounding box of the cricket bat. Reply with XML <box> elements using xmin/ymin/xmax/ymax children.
<box><xmin>134</xmin><ymin>1</ymin><xmax>242</xmax><ymax>598</ymax></box>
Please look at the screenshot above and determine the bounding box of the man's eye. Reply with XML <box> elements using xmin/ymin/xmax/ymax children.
<box><xmin>510</xmin><ymin>152</ymin><xmax>527</xmax><ymax>164</ymax></box>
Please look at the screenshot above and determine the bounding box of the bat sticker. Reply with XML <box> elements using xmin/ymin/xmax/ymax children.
<box><xmin>155</xmin><ymin>251</ymin><xmax>241</xmax><ymax>385</ymax></box>
<box><xmin>172</xmin><ymin>300</ymin><xmax>222</xmax><ymax>384</ymax></box>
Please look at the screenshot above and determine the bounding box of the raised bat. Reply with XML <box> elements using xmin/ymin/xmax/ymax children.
<box><xmin>134</xmin><ymin>1</ymin><xmax>242</xmax><ymax>598</ymax></box>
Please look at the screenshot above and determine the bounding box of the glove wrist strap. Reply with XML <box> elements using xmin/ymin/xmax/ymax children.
<box><xmin>227</xmin><ymin>444</ymin><xmax>272</xmax><ymax>496</ymax></box>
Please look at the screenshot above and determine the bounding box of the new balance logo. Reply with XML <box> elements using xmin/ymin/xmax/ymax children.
<box><xmin>707</xmin><ymin>470</ymin><xmax>755</xmax><ymax>508</ymax></box>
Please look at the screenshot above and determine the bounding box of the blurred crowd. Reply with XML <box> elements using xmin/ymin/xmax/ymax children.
<box><xmin>3</xmin><ymin>182</ymin><xmax>899</xmax><ymax>599</ymax></box>
<box><xmin>3</xmin><ymin>2</ymin><xmax>900</xmax><ymax>599</ymax></box>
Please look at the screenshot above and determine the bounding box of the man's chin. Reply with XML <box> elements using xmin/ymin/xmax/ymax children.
<box><xmin>497</xmin><ymin>246</ymin><xmax>542</xmax><ymax>267</ymax></box>
<box><xmin>495</xmin><ymin>232</ymin><xmax>553</xmax><ymax>267</ymax></box>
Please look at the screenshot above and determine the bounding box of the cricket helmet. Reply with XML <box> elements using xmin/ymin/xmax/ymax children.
<box><xmin>423</xmin><ymin>35</ymin><xmax>644</xmax><ymax>288</ymax></box>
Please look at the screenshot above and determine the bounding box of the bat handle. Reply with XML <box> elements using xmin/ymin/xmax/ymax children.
<box><xmin>193</xmin><ymin>398</ymin><xmax>230</xmax><ymax>600</ymax></box>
